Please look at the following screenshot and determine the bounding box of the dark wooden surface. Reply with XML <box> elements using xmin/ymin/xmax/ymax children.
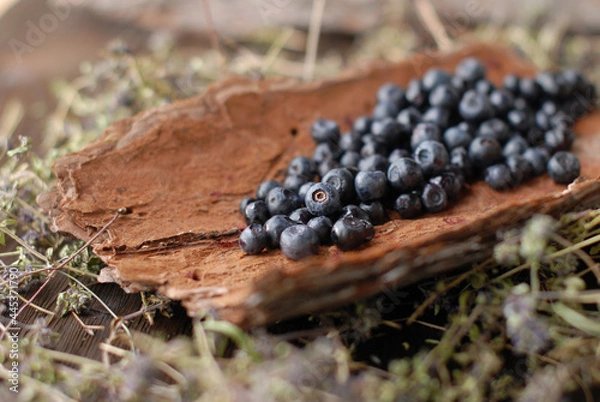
<box><xmin>18</xmin><ymin>274</ymin><xmax>192</xmax><ymax>361</ymax></box>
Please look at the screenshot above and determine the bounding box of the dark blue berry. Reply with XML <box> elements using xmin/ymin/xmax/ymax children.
<box><xmin>264</xmin><ymin>215</ymin><xmax>296</xmax><ymax>249</ymax></box>
<box><xmin>506</xmin><ymin>109</ymin><xmax>532</xmax><ymax>132</ymax></box>
<box><xmin>341</xmin><ymin>204</ymin><xmax>371</xmax><ymax>222</ymax></box>
<box><xmin>239</xmin><ymin>197</ymin><xmax>255</xmax><ymax>215</ymax></box>
<box><xmin>421</xmin><ymin>183</ymin><xmax>448</xmax><ymax>213</ymax></box>
<box><xmin>354</xmin><ymin>170</ymin><xmax>388</xmax><ymax>201</ymax></box>
<box><xmin>280</xmin><ymin>225</ymin><xmax>320</xmax><ymax>260</ymax></box>
<box><xmin>322</xmin><ymin>167</ymin><xmax>356</xmax><ymax>204</ymax></box>
<box><xmin>489</xmin><ymin>89</ymin><xmax>514</xmax><ymax>116</ymax></box>
<box><xmin>239</xmin><ymin>223</ymin><xmax>268</xmax><ymax>254</ymax></box>
<box><xmin>287</xmin><ymin>156</ymin><xmax>315</xmax><ymax>177</ymax></box>
<box><xmin>353</xmin><ymin>116</ymin><xmax>373</xmax><ymax>135</ymax></box>
<box><xmin>429</xmin><ymin>84</ymin><xmax>459</xmax><ymax>109</ymax></box>
<box><xmin>547</xmin><ymin>151</ymin><xmax>580</xmax><ymax>184</ymax></box>
<box><xmin>522</xmin><ymin>147</ymin><xmax>550</xmax><ymax>176</ymax></box>
<box><xmin>388</xmin><ymin>148</ymin><xmax>411</xmax><ymax>164</ymax></box>
<box><xmin>318</xmin><ymin>158</ymin><xmax>341</xmax><ymax>178</ymax></box>
<box><xmin>518</xmin><ymin>78</ymin><xmax>541</xmax><ymax>103</ymax></box>
<box><xmin>443</xmin><ymin>125</ymin><xmax>473</xmax><ymax>150</ymax></box>
<box><xmin>406</xmin><ymin>79</ymin><xmax>427</xmax><ymax>108</ymax></box>
<box><xmin>503</xmin><ymin>74</ymin><xmax>520</xmax><ymax>94</ymax></box>
<box><xmin>459</xmin><ymin>90</ymin><xmax>494</xmax><ymax>122</ymax></box>
<box><xmin>304</xmin><ymin>182</ymin><xmax>342</xmax><ymax>217</ymax></box>
<box><xmin>484</xmin><ymin>164</ymin><xmax>514</xmax><ymax>191</ymax></box>
<box><xmin>396</xmin><ymin>107</ymin><xmax>422</xmax><ymax>133</ymax></box>
<box><xmin>313</xmin><ymin>142</ymin><xmax>341</xmax><ymax>164</ymax></box>
<box><xmin>359</xmin><ymin>201</ymin><xmax>388</xmax><ymax>225</ymax></box>
<box><xmin>298</xmin><ymin>181</ymin><xmax>317</xmax><ymax>201</ymax></box>
<box><xmin>307</xmin><ymin>216</ymin><xmax>333</xmax><ymax>245</ymax></box>
<box><xmin>505</xmin><ymin>154</ymin><xmax>533</xmax><ymax>185</ymax></box>
<box><xmin>477</xmin><ymin>118</ymin><xmax>510</xmax><ymax>143</ymax></box>
<box><xmin>422</xmin><ymin>107</ymin><xmax>450</xmax><ymax>129</ymax></box>
<box><xmin>377</xmin><ymin>82</ymin><xmax>406</xmax><ymax>107</ymax></box>
<box><xmin>311</xmin><ymin>119</ymin><xmax>340</xmax><ymax>144</ymax></box>
<box><xmin>339</xmin><ymin>131</ymin><xmax>363</xmax><ymax>152</ymax></box>
<box><xmin>331</xmin><ymin>216</ymin><xmax>374</xmax><ymax>251</ymax></box>
<box><xmin>289</xmin><ymin>207</ymin><xmax>314</xmax><ymax>224</ymax></box>
<box><xmin>340</xmin><ymin>151</ymin><xmax>361</xmax><ymax>168</ymax></box>
<box><xmin>358</xmin><ymin>154</ymin><xmax>389</xmax><ymax>172</ymax></box>
<box><xmin>413</xmin><ymin>140</ymin><xmax>450</xmax><ymax>177</ymax></box>
<box><xmin>373</xmin><ymin>101</ymin><xmax>401</xmax><ymax>120</ymax></box>
<box><xmin>450</xmin><ymin>146</ymin><xmax>474</xmax><ymax>179</ymax></box>
<box><xmin>256</xmin><ymin>179</ymin><xmax>280</xmax><ymax>200</ymax></box>
<box><xmin>394</xmin><ymin>192</ymin><xmax>423</xmax><ymax>219</ymax></box>
<box><xmin>502</xmin><ymin>135</ymin><xmax>529</xmax><ymax>157</ymax></box>
<box><xmin>475</xmin><ymin>79</ymin><xmax>495</xmax><ymax>95</ymax></box>
<box><xmin>422</xmin><ymin>68</ymin><xmax>452</xmax><ymax>91</ymax></box>
<box><xmin>283</xmin><ymin>175</ymin><xmax>309</xmax><ymax>193</ymax></box>
<box><xmin>266</xmin><ymin>187</ymin><xmax>301</xmax><ymax>216</ymax></box>
<box><xmin>535</xmin><ymin>110</ymin><xmax>552</xmax><ymax>131</ymax></box>
<box><xmin>535</xmin><ymin>72</ymin><xmax>560</xmax><ymax>97</ymax></box>
<box><xmin>387</xmin><ymin>157</ymin><xmax>424</xmax><ymax>192</ymax></box>
<box><xmin>372</xmin><ymin>118</ymin><xmax>402</xmax><ymax>146</ymax></box>
<box><xmin>544</xmin><ymin>127</ymin><xmax>575</xmax><ymax>152</ymax></box>
<box><xmin>244</xmin><ymin>200</ymin><xmax>270</xmax><ymax>224</ymax></box>
<box><xmin>411</xmin><ymin>122</ymin><xmax>442</xmax><ymax>150</ymax></box>
<box><xmin>360</xmin><ymin>140</ymin><xmax>388</xmax><ymax>158</ymax></box>
<box><xmin>455</xmin><ymin>57</ymin><xmax>486</xmax><ymax>83</ymax></box>
<box><xmin>468</xmin><ymin>137</ymin><xmax>503</xmax><ymax>169</ymax></box>
<box><xmin>430</xmin><ymin>171</ymin><xmax>463</xmax><ymax>199</ymax></box>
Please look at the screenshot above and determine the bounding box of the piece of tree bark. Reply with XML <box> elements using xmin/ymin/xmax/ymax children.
<box><xmin>38</xmin><ymin>43</ymin><xmax>600</xmax><ymax>328</ymax></box>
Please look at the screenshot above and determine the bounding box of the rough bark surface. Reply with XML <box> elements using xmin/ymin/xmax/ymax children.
<box><xmin>38</xmin><ymin>43</ymin><xmax>600</xmax><ymax>328</ymax></box>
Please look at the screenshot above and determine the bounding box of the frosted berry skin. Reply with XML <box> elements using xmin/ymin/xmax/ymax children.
<box><xmin>266</xmin><ymin>187</ymin><xmax>302</xmax><ymax>216</ymax></box>
<box><xmin>360</xmin><ymin>201</ymin><xmax>388</xmax><ymax>225</ymax></box>
<box><xmin>459</xmin><ymin>90</ymin><xmax>494</xmax><ymax>122</ymax></box>
<box><xmin>485</xmin><ymin>164</ymin><xmax>515</xmax><ymax>191</ymax></box>
<box><xmin>421</xmin><ymin>183</ymin><xmax>448</xmax><ymax>213</ymax></box>
<box><xmin>331</xmin><ymin>216</ymin><xmax>375</xmax><ymax>251</ymax></box>
<box><xmin>287</xmin><ymin>156</ymin><xmax>315</xmax><ymax>178</ymax></box>
<box><xmin>307</xmin><ymin>216</ymin><xmax>333</xmax><ymax>245</ymax></box>
<box><xmin>411</xmin><ymin>122</ymin><xmax>442</xmax><ymax>150</ymax></box>
<box><xmin>239</xmin><ymin>223</ymin><xmax>268</xmax><ymax>255</ymax></box>
<box><xmin>280</xmin><ymin>225</ymin><xmax>320</xmax><ymax>260</ymax></box>
<box><xmin>256</xmin><ymin>180</ymin><xmax>280</xmax><ymax>200</ymax></box>
<box><xmin>394</xmin><ymin>192</ymin><xmax>423</xmax><ymax>219</ymax></box>
<box><xmin>354</xmin><ymin>171</ymin><xmax>388</xmax><ymax>202</ymax></box>
<box><xmin>322</xmin><ymin>168</ymin><xmax>356</xmax><ymax>204</ymax></box>
<box><xmin>311</xmin><ymin>119</ymin><xmax>340</xmax><ymax>145</ymax></box>
<box><xmin>289</xmin><ymin>207</ymin><xmax>314</xmax><ymax>224</ymax></box>
<box><xmin>468</xmin><ymin>137</ymin><xmax>503</xmax><ymax>169</ymax></box>
<box><xmin>455</xmin><ymin>57</ymin><xmax>486</xmax><ymax>83</ymax></box>
<box><xmin>413</xmin><ymin>140</ymin><xmax>450</xmax><ymax>177</ymax></box>
<box><xmin>264</xmin><ymin>215</ymin><xmax>296</xmax><ymax>249</ymax></box>
<box><xmin>547</xmin><ymin>151</ymin><xmax>581</xmax><ymax>184</ymax></box>
<box><xmin>244</xmin><ymin>200</ymin><xmax>270</xmax><ymax>225</ymax></box>
<box><xmin>387</xmin><ymin>157</ymin><xmax>424</xmax><ymax>192</ymax></box>
<box><xmin>304</xmin><ymin>182</ymin><xmax>342</xmax><ymax>217</ymax></box>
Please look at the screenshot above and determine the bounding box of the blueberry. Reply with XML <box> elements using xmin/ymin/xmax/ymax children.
<box><xmin>256</xmin><ymin>179</ymin><xmax>281</xmax><ymax>200</ymax></box>
<box><xmin>283</xmin><ymin>175</ymin><xmax>309</xmax><ymax>193</ymax></box>
<box><xmin>394</xmin><ymin>192</ymin><xmax>423</xmax><ymax>219</ymax></box>
<box><xmin>298</xmin><ymin>181</ymin><xmax>317</xmax><ymax>201</ymax></box>
<box><xmin>505</xmin><ymin>154</ymin><xmax>533</xmax><ymax>185</ymax></box>
<box><xmin>317</xmin><ymin>158</ymin><xmax>341</xmax><ymax>178</ymax></box>
<box><xmin>396</xmin><ymin>107</ymin><xmax>422</xmax><ymax>133</ymax></box>
<box><xmin>544</xmin><ymin>127</ymin><xmax>575</xmax><ymax>152</ymax></box>
<box><xmin>373</xmin><ymin>101</ymin><xmax>401</xmax><ymax>120</ymax></box>
<box><xmin>287</xmin><ymin>156</ymin><xmax>315</xmax><ymax>177</ymax></box>
<box><xmin>331</xmin><ymin>216</ymin><xmax>375</xmax><ymax>251</ymax></box>
<box><xmin>489</xmin><ymin>88</ymin><xmax>515</xmax><ymax>116</ymax></box>
<box><xmin>413</xmin><ymin>140</ymin><xmax>450</xmax><ymax>177</ymax></box>
<box><xmin>475</xmin><ymin>79</ymin><xmax>495</xmax><ymax>95</ymax></box>
<box><xmin>307</xmin><ymin>216</ymin><xmax>333</xmax><ymax>245</ymax></box>
<box><xmin>353</xmin><ymin>116</ymin><xmax>373</xmax><ymax>135</ymax></box>
<box><xmin>526</xmin><ymin>127</ymin><xmax>545</xmax><ymax>146</ymax></box>
<box><xmin>535</xmin><ymin>110</ymin><xmax>552</xmax><ymax>131</ymax></box>
<box><xmin>502</xmin><ymin>135</ymin><xmax>529</xmax><ymax>157</ymax></box>
<box><xmin>340</xmin><ymin>204</ymin><xmax>371</xmax><ymax>222</ymax></box>
<box><xmin>450</xmin><ymin>146</ymin><xmax>474</xmax><ymax>179</ymax></box>
<box><xmin>313</xmin><ymin>142</ymin><xmax>342</xmax><ymax>164</ymax></box>
<box><xmin>377</xmin><ymin>82</ymin><xmax>406</xmax><ymax>107</ymax></box>
<box><xmin>506</xmin><ymin>109</ymin><xmax>532</xmax><ymax>132</ymax></box>
<box><xmin>322</xmin><ymin>167</ymin><xmax>356</xmax><ymax>204</ymax></box>
<box><xmin>264</xmin><ymin>215</ymin><xmax>296</xmax><ymax>248</ymax></box>
<box><xmin>477</xmin><ymin>118</ymin><xmax>510</xmax><ymax>143</ymax></box>
<box><xmin>450</xmin><ymin>75</ymin><xmax>467</xmax><ymax>94</ymax></box>
<box><xmin>304</xmin><ymin>182</ymin><xmax>342</xmax><ymax>217</ymax></box>
<box><xmin>443</xmin><ymin>126</ymin><xmax>473</xmax><ymax>150</ymax></box>
<box><xmin>340</xmin><ymin>151</ymin><xmax>361</xmax><ymax>168</ymax></box>
<box><xmin>522</xmin><ymin>147</ymin><xmax>550</xmax><ymax>176</ymax></box>
<box><xmin>311</xmin><ymin>119</ymin><xmax>340</xmax><ymax>144</ymax></box>
<box><xmin>360</xmin><ymin>140</ymin><xmax>388</xmax><ymax>158</ymax></box>
<box><xmin>535</xmin><ymin>71</ymin><xmax>560</xmax><ymax>97</ymax></box>
<box><xmin>244</xmin><ymin>200</ymin><xmax>270</xmax><ymax>224</ymax></box>
<box><xmin>484</xmin><ymin>164</ymin><xmax>514</xmax><ymax>191</ymax></box>
<box><xmin>459</xmin><ymin>90</ymin><xmax>494</xmax><ymax>122</ymax></box>
<box><xmin>518</xmin><ymin>78</ymin><xmax>541</xmax><ymax>103</ymax></box>
<box><xmin>421</xmin><ymin>183</ymin><xmax>448</xmax><ymax>213</ymax></box>
<box><xmin>387</xmin><ymin>157</ymin><xmax>424</xmax><ymax>192</ymax></box>
<box><xmin>354</xmin><ymin>170</ymin><xmax>388</xmax><ymax>201</ymax></box>
<box><xmin>388</xmin><ymin>148</ymin><xmax>411</xmax><ymax>164</ymax></box>
<box><xmin>358</xmin><ymin>154</ymin><xmax>389</xmax><ymax>172</ymax></box>
<box><xmin>430</xmin><ymin>171</ymin><xmax>463</xmax><ymax>199</ymax></box>
<box><xmin>411</xmin><ymin>122</ymin><xmax>442</xmax><ymax>150</ymax></box>
<box><xmin>266</xmin><ymin>187</ymin><xmax>302</xmax><ymax>216</ymax></box>
<box><xmin>422</xmin><ymin>68</ymin><xmax>452</xmax><ymax>91</ymax></box>
<box><xmin>340</xmin><ymin>131</ymin><xmax>364</xmax><ymax>152</ymax></box>
<box><xmin>372</xmin><ymin>118</ymin><xmax>402</xmax><ymax>146</ymax></box>
<box><xmin>280</xmin><ymin>225</ymin><xmax>320</xmax><ymax>260</ymax></box>
<box><xmin>541</xmin><ymin>100</ymin><xmax>559</xmax><ymax>116</ymax></box>
<box><xmin>455</xmin><ymin>57</ymin><xmax>486</xmax><ymax>83</ymax></box>
<box><xmin>503</xmin><ymin>74</ymin><xmax>520</xmax><ymax>94</ymax></box>
<box><xmin>289</xmin><ymin>207</ymin><xmax>314</xmax><ymax>224</ymax></box>
<box><xmin>547</xmin><ymin>151</ymin><xmax>580</xmax><ymax>184</ymax></box>
<box><xmin>468</xmin><ymin>137</ymin><xmax>502</xmax><ymax>169</ymax></box>
<box><xmin>406</xmin><ymin>79</ymin><xmax>428</xmax><ymax>108</ymax></box>
<box><xmin>429</xmin><ymin>84</ymin><xmax>459</xmax><ymax>109</ymax></box>
<box><xmin>359</xmin><ymin>201</ymin><xmax>388</xmax><ymax>225</ymax></box>
<box><xmin>239</xmin><ymin>223</ymin><xmax>268</xmax><ymax>254</ymax></box>
<box><xmin>422</xmin><ymin>107</ymin><xmax>450</xmax><ymax>129</ymax></box>
<box><xmin>239</xmin><ymin>197</ymin><xmax>255</xmax><ymax>215</ymax></box>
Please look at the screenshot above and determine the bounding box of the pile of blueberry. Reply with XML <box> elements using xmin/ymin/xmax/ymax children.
<box><xmin>238</xmin><ymin>57</ymin><xmax>597</xmax><ymax>260</ymax></box>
